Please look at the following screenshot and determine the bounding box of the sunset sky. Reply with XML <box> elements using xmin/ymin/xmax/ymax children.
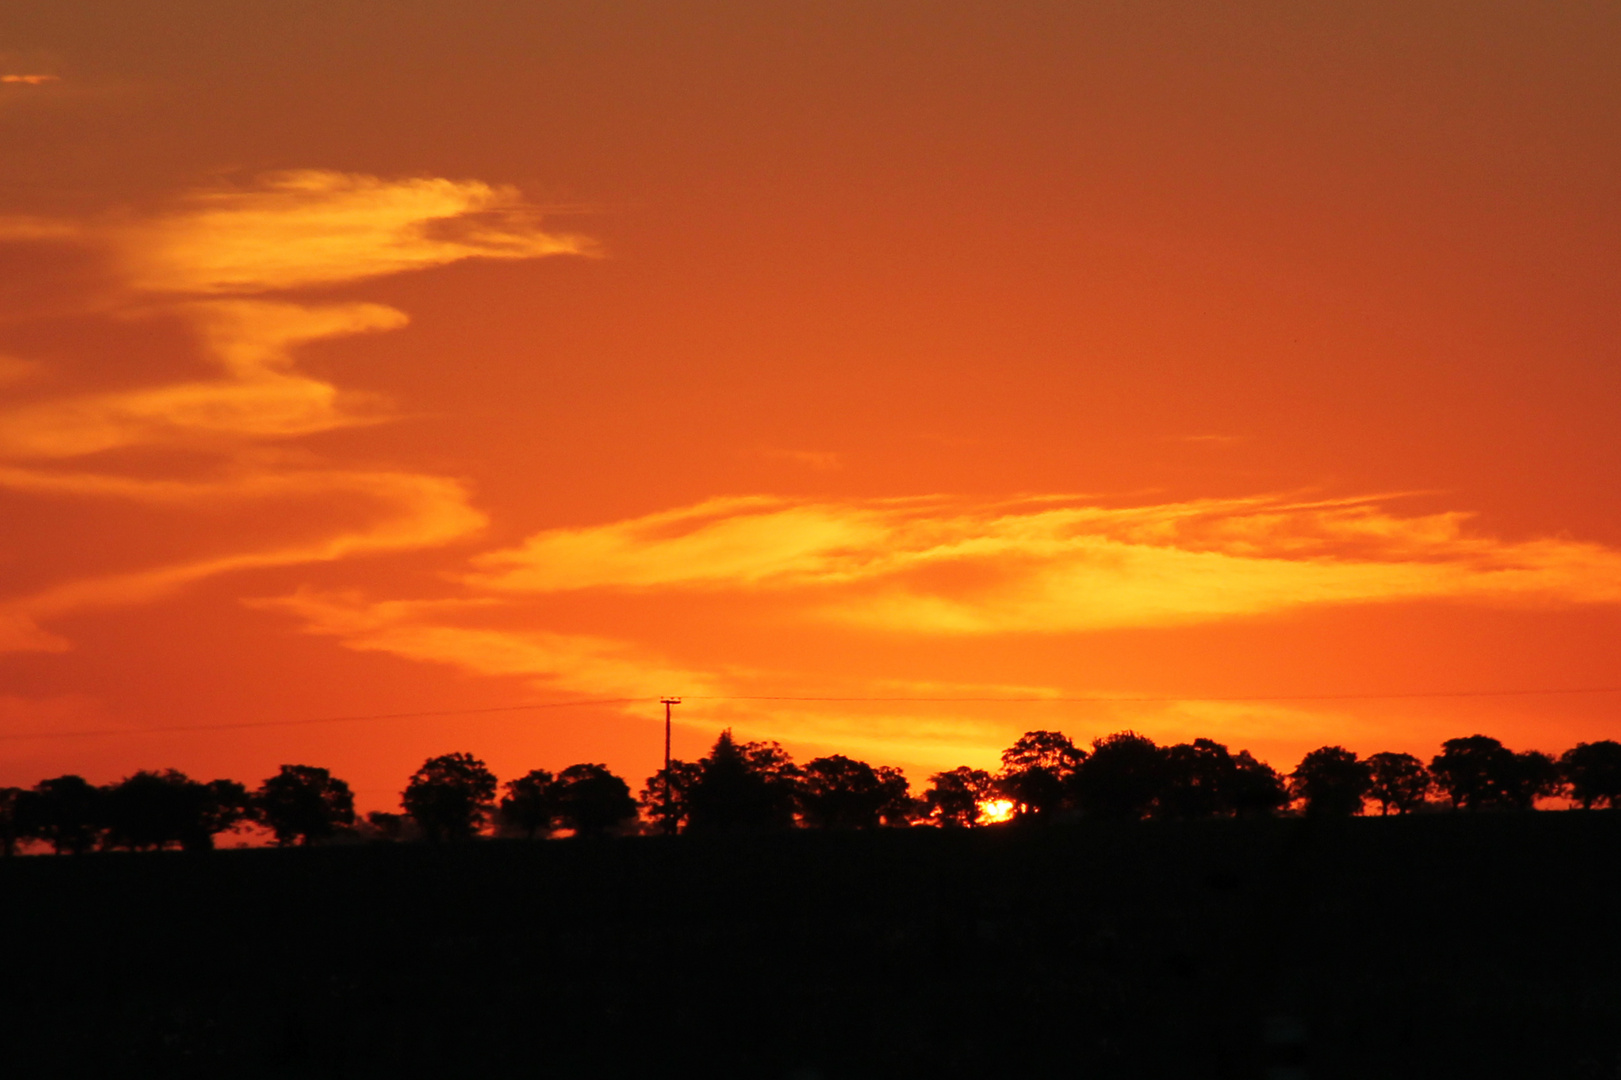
<box><xmin>3</xmin><ymin>2</ymin><xmax>1620</xmax><ymax>811</ymax></box>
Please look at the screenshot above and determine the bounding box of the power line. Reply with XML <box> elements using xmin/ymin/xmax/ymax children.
<box><xmin>0</xmin><ymin>698</ymin><xmax>641</xmax><ymax>743</ymax></box>
<box><xmin>685</xmin><ymin>687</ymin><xmax>1621</xmax><ymax>704</ymax></box>
<box><xmin>2</xmin><ymin>685</ymin><xmax>1618</xmax><ymax>743</ymax></box>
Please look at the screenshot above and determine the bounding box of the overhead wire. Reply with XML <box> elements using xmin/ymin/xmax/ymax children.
<box><xmin>2</xmin><ymin>686</ymin><xmax>1620</xmax><ymax>742</ymax></box>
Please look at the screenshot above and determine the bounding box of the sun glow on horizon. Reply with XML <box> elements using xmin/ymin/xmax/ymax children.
<box><xmin>979</xmin><ymin>799</ymin><xmax>1017</xmax><ymax>825</ymax></box>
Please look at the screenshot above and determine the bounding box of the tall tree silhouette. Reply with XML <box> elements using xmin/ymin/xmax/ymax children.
<box><xmin>104</xmin><ymin>770</ymin><xmax>249</xmax><ymax>851</ymax></box>
<box><xmin>997</xmin><ymin>731</ymin><xmax>1085</xmax><ymax>820</ymax></box>
<box><xmin>1430</xmin><ymin>735</ymin><xmax>1521</xmax><ymax>810</ymax></box>
<box><xmin>639</xmin><ymin>760</ymin><xmax>702</xmax><ymax>835</ymax></box>
<box><xmin>1073</xmin><ymin>732</ymin><xmax>1165</xmax><ymax>820</ymax></box>
<box><xmin>799</xmin><ymin>755</ymin><xmax>893</xmax><ymax>829</ymax></box>
<box><xmin>552</xmin><ymin>764</ymin><xmax>638</xmax><ymax>836</ymax></box>
<box><xmin>685</xmin><ymin>731</ymin><xmax>799</xmax><ymax>833</ymax></box>
<box><xmin>402</xmin><ymin>753</ymin><xmax>498</xmax><ymax>841</ymax></box>
<box><xmin>1365</xmin><ymin>752</ymin><xmax>1431</xmax><ymax>815</ymax></box>
<box><xmin>255</xmin><ymin>765</ymin><xmax>356</xmax><ymax>846</ymax></box>
<box><xmin>923</xmin><ymin>766</ymin><xmax>995</xmax><ymax>827</ymax></box>
<box><xmin>499</xmin><ymin>768</ymin><xmax>559</xmax><ymax>839</ymax></box>
<box><xmin>1158</xmin><ymin>738</ymin><xmax>1238</xmax><ymax>818</ymax></box>
<box><xmin>1291</xmin><ymin>747</ymin><xmax>1372</xmax><ymax>817</ymax></box>
<box><xmin>1560</xmin><ymin>740</ymin><xmax>1621</xmax><ymax>809</ymax></box>
<box><xmin>16</xmin><ymin>775</ymin><xmax>103</xmax><ymax>854</ymax></box>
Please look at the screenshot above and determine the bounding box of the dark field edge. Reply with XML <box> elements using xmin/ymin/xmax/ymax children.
<box><xmin>3</xmin><ymin>811</ymin><xmax>1618</xmax><ymax>1079</ymax></box>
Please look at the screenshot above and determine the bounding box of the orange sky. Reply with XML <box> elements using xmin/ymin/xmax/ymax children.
<box><xmin>3</xmin><ymin>2</ymin><xmax>1620</xmax><ymax>812</ymax></box>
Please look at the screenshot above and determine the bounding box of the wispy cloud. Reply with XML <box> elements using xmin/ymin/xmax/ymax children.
<box><xmin>0</xmin><ymin>301</ymin><xmax>404</xmax><ymax>459</ymax></box>
<box><xmin>462</xmin><ymin>493</ymin><xmax>1621</xmax><ymax>632</ymax></box>
<box><xmin>1</xmin><ymin>74</ymin><xmax>58</xmax><ymax>86</ymax></box>
<box><xmin>0</xmin><ymin>169</ymin><xmax>589</xmax><ymax>650</ymax></box>
<box><xmin>115</xmin><ymin>170</ymin><xmax>592</xmax><ymax>294</ymax></box>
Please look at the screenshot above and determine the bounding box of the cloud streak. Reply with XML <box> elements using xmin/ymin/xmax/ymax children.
<box><xmin>115</xmin><ymin>170</ymin><xmax>592</xmax><ymax>295</ymax></box>
<box><xmin>0</xmin><ymin>169</ymin><xmax>588</xmax><ymax>650</ymax></box>
<box><xmin>464</xmin><ymin>493</ymin><xmax>1621</xmax><ymax>632</ymax></box>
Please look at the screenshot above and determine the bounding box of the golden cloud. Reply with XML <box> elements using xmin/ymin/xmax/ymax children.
<box><xmin>116</xmin><ymin>170</ymin><xmax>592</xmax><ymax>295</ymax></box>
<box><xmin>463</xmin><ymin>494</ymin><xmax>1621</xmax><ymax>632</ymax></box>
<box><xmin>0</xmin><ymin>301</ymin><xmax>403</xmax><ymax>459</ymax></box>
<box><xmin>0</xmin><ymin>468</ymin><xmax>486</xmax><ymax>652</ymax></box>
<box><xmin>0</xmin><ymin>169</ymin><xmax>590</xmax><ymax>649</ymax></box>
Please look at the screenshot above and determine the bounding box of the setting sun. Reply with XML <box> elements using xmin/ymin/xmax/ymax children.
<box><xmin>978</xmin><ymin>799</ymin><xmax>1017</xmax><ymax>825</ymax></box>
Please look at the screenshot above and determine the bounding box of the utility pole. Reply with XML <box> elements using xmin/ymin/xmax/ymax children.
<box><xmin>660</xmin><ymin>697</ymin><xmax>681</xmax><ymax>835</ymax></box>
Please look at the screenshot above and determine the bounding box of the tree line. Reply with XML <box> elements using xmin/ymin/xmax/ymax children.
<box><xmin>3</xmin><ymin>729</ymin><xmax>1618</xmax><ymax>854</ymax></box>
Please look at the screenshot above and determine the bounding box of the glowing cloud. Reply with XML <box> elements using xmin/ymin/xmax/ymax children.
<box><xmin>0</xmin><ymin>301</ymin><xmax>404</xmax><ymax>459</ymax></box>
<box><xmin>116</xmin><ymin>170</ymin><xmax>592</xmax><ymax>294</ymax></box>
<box><xmin>464</xmin><ymin>494</ymin><xmax>1621</xmax><ymax>632</ymax></box>
<box><xmin>0</xmin><ymin>169</ymin><xmax>590</xmax><ymax>650</ymax></box>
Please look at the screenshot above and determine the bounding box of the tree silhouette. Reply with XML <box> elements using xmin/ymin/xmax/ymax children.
<box><xmin>362</xmin><ymin>810</ymin><xmax>410</xmax><ymax>841</ymax></box>
<box><xmin>16</xmin><ymin>775</ymin><xmax>103</xmax><ymax>854</ymax></box>
<box><xmin>1430</xmin><ymin>735</ymin><xmax>1519</xmax><ymax>810</ymax></box>
<box><xmin>685</xmin><ymin>730</ymin><xmax>799</xmax><ymax>833</ymax></box>
<box><xmin>997</xmin><ymin>731</ymin><xmax>1085</xmax><ymax>820</ymax></box>
<box><xmin>1073</xmin><ymin>732</ymin><xmax>1165</xmax><ymax>820</ymax></box>
<box><xmin>1500</xmin><ymin>749</ymin><xmax>1562</xmax><ymax>810</ymax></box>
<box><xmin>255</xmin><ymin>765</ymin><xmax>356</xmax><ymax>846</ymax></box>
<box><xmin>1560</xmin><ymin>740</ymin><xmax>1621</xmax><ymax>809</ymax></box>
<box><xmin>1290</xmin><ymin>746</ymin><xmax>1371</xmax><ymax>817</ymax></box>
<box><xmin>498</xmin><ymin>768</ymin><xmax>559</xmax><ymax>839</ymax></box>
<box><xmin>875</xmin><ymin>766</ymin><xmax>919</xmax><ymax>826</ymax></box>
<box><xmin>0</xmin><ymin>786</ymin><xmax>24</xmax><ymax>856</ymax></box>
<box><xmin>1158</xmin><ymin>738</ymin><xmax>1238</xmax><ymax>819</ymax></box>
<box><xmin>552</xmin><ymin>763</ymin><xmax>638</xmax><ymax>836</ymax></box>
<box><xmin>1227</xmin><ymin>751</ymin><xmax>1290</xmax><ymax>816</ymax></box>
<box><xmin>639</xmin><ymin>759</ymin><xmax>702</xmax><ymax>835</ymax></box>
<box><xmin>1365</xmin><ymin>752</ymin><xmax>1431</xmax><ymax>815</ymax></box>
<box><xmin>799</xmin><ymin>755</ymin><xmax>893</xmax><ymax>829</ymax></box>
<box><xmin>103</xmin><ymin>770</ymin><xmax>249</xmax><ymax>851</ymax></box>
<box><xmin>923</xmin><ymin>766</ymin><xmax>995</xmax><ymax>827</ymax></box>
<box><xmin>402</xmin><ymin>753</ymin><xmax>497</xmax><ymax>841</ymax></box>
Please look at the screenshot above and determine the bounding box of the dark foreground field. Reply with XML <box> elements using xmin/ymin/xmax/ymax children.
<box><xmin>3</xmin><ymin>812</ymin><xmax>1619</xmax><ymax>1079</ymax></box>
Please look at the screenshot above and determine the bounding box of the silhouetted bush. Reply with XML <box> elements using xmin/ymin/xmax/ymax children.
<box><xmin>552</xmin><ymin>763</ymin><xmax>638</xmax><ymax>836</ymax></box>
<box><xmin>1291</xmin><ymin>746</ymin><xmax>1372</xmax><ymax>817</ymax></box>
<box><xmin>360</xmin><ymin>810</ymin><xmax>412</xmax><ymax>842</ymax></box>
<box><xmin>255</xmin><ymin>764</ymin><xmax>356</xmax><ymax>846</ymax></box>
<box><xmin>402</xmin><ymin>753</ymin><xmax>497</xmax><ymax>841</ymax></box>
<box><xmin>1561</xmin><ymin>740</ymin><xmax>1621</xmax><ymax>809</ymax></box>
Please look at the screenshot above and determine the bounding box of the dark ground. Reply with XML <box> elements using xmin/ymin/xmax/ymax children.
<box><xmin>2</xmin><ymin>811</ymin><xmax>1619</xmax><ymax>1079</ymax></box>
